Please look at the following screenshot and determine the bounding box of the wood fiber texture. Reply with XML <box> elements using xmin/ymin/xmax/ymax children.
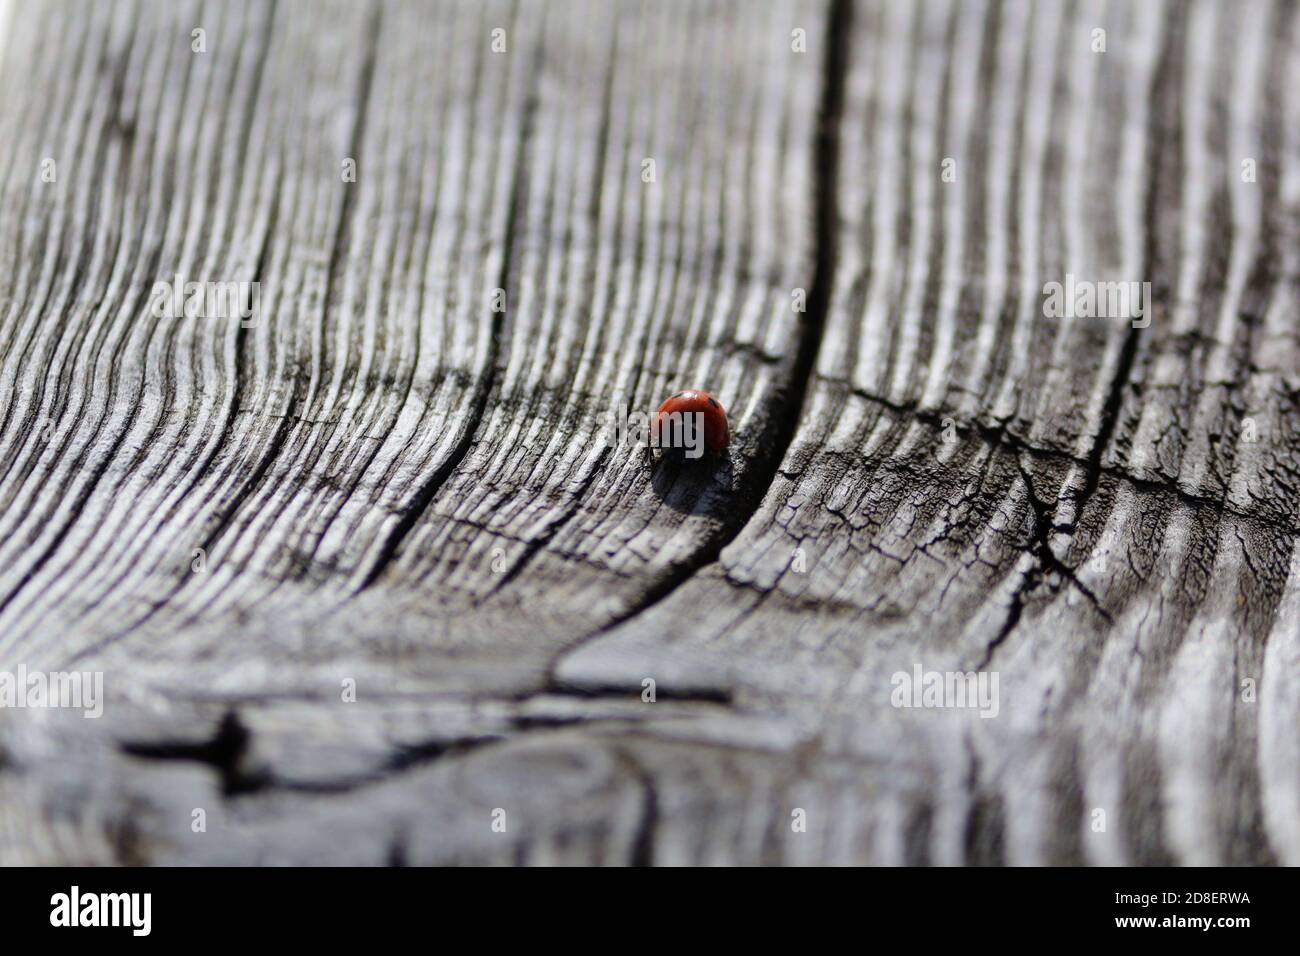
<box><xmin>0</xmin><ymin>0</ymin><xmax>1296</xmax><ymax>865</ymax></box>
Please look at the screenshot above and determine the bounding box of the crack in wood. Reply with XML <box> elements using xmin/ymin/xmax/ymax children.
<box><xmin>542</xmin><ymin>0</ymin><xmax>856</xmax><ymax>681</ymax></box>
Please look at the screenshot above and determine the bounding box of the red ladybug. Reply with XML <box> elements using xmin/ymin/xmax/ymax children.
<box><xmin>652</xmin><ymin>389</ymin><xmax>730</xmax><ymax>457</ymax></box>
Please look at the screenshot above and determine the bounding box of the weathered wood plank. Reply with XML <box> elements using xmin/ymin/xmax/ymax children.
<box><xmin>559</xmin><ymin>0</ymin><xmax>1300</xmax><ymax>866</ymax></box>
<box><xmin>1</xmin><ymin>0</ymin><xmax>1297</xmax><ymax>866</ymax></box>
<box><xmin>1</xmin><ymin>0</ymin><xmax>832</xmax><ymax>864</ymax></box>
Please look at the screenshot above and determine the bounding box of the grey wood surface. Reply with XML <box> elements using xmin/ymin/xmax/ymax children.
<box><xmin>0</xmin><ymin>0</ymin><xmax>1296</xmax><ymax>865</ymax></box>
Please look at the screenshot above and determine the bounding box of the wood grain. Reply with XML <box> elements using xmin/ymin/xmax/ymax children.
<box><xmin>0</xmin><ymin>0</ymin><xmax>1296</xmax><ymax>865</ymax></box>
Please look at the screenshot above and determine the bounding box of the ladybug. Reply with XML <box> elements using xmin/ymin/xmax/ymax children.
<box><xmin>651</xmin><ymin>389</ymin><xmax>730</xmax><ymax>458</ymax></box>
